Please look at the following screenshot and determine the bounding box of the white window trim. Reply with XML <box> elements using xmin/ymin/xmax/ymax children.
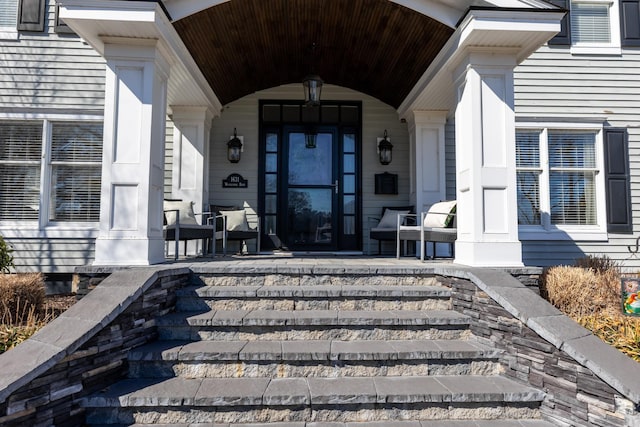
<box><xmin>0</xmin><ymin>29</ymin><xmax>18</xmax><ymax>40</ymax></box>
<box><xmin>570</xmin><ymin>0</ymin><xmax>622</xmax><ymax>55</ymax></box>
<box><xmin>516</xmin><ymin>120</ymin><xmax>608</xmax><ymax>242</ymax></box>
<box><xmin>0</xmin><ymin>113</ymin><xmax>103</xmax><ymax>239</ymax></box>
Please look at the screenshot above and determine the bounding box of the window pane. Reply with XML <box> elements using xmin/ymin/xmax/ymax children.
<box><xmin>266</xmin><ymin>153</ymin><xmax>277</xmax><ymax>172</ymax></box>
<box><xmin>344</xmin><ymin>216</ymin><xmax>355</xmax><ymax>235</ymax></box>
<box><xmin>0</xmin><ymin>164</ymin><xmax>40</xmax><ymax>220</ymax></box>
<box><xmin>266</xmin><ymin>133</ymin><xmax>278</xmax><ymax>153</ymax></box>
<box><xmin>548</xmin><ymin>132</ymin><xmax>596</xmax><ymax>168</ymax></box>
<box><xmin>344</xmin><ymin>195</ymin><xmax>355</xmax><ymax>214</ymax></box>
<box><xmin>343</xmin><ymin>134</ymin><xmax>356</xmax><ymax>153</ymax></box>
<box><xmin>343</xmin><ymin>175</ymin><xmax>355</xmax><ymax>194</ymax></box>
<box><xmin>571</xmin><ymin>2</ymin><xmax>611</xmax><ymax>43</ymax></box>
<box><xmin>50</xmin><ymin>122</ymin><xmax>103</xmax><ymax>222</ymax></box>
<box><xmin>550</xmin><ymin>171</ymin><xmax>597</xmax><ymax>225</ymax></box>
<box><xmin>265</xmin><ymin>195</ymin><xmax>277</xmax><ymax>214</ymax></box>
<box><xmin>0</xmin><ymin>121</ymin><xmax>42</xmax><ymax>160</ymax></box>
<box><xmin>264</xmin><ymin>215</ymin><xmax>277</xmax><ymax>235</ymax></box>
<box><xmin>517</xmin><ymin>171</ymin><xmax>541</xmax><ymax>225</ymax></box>
<box><xmin>50</xmin><ymin>165</ymin><xmax>101</xmax><ymax>222</ymax></box>
<box><xmin>0</xmin><ymin>0</ymin><xmax>17</xmax><ymax>27</ymax></box>
<box><xmin>51</xmin><ymin>123</ymin><xmax>103</xmax><ymax>162</ymax></box>
<box><xmin>263</xmin><ymin>105</ymin><xmax>280</xmax><ymax>122</ymax></box>
<box><xmin>516</xmin><ymin>131</ymin><xmax>540</xmax><ymax>167</ymax></box>
<box><xmin>0</xmin><ymin>121</ymin><xmax>42</xmax><ymax>221</ymax></box>
<box><xmin>265</xmin><ymin>174</ymin><xmax>277</xmax><ymax>193</ymax></box>
<box><xmin>344</xmin><ymin>154</ymin><xmax>355</xmax><ymax>173</ymax></box>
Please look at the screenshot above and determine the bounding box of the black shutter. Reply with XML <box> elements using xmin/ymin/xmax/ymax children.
<box><xmin>54</xmin><ymin>4</ymin><xmax>73</xmax><ymax>34</ymax></box>
<box><xmin>604</xmin><ymin>128</ymin><xmax>633</xmax><ymax>233</ymax></box>
<box><xmin>548</xmin><ymin>0</ymin><xmax>571</xmax><ymax>46</ymax></box>
<box><xmin>17</xmin><ymin>0</ymin><xmax>46</xmax><ymax>32</ymax></box>
<box><xmin>621</xmin><ymin>0</ymin><xmax>640</xmax><ymax>46</ymax></box>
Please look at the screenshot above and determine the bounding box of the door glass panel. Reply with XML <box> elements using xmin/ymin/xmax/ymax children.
<box><xmin>266</xmin><ymin>134</ymin><xmax>278</xmax><ymax>152</ymax></box>
<box><xmin>288</xmin><ymin>133</ymin><xmax>332</xmax><ymax>185</ymax></box>
<box><xmin>343</xmin><ymin>175</ymin><xmax>355</xmax><ymax>194</ymax></box>
<box><xmin>265</xmin><ymin>196</ymin><xmax>277</xmax><ymax>214</ymax></box>
<box><xmin>344</xmin><ymin>195</ymin><xmax>355</xmax><ymax>214</ymax></box>
<box><xmin>344</xmin><ymin>154</ymin><xmax>355</xmax><ymax>173</ymax></box>
<box><xmin>344</xmin><ymin>217</ymin><xmax>355</xmax><ymax>235</ymax></box>
<box><xmin>265</xmin><ymin>174</ymin><xmax>277</xmax><ymax>193</ymax></box>
<box><xmin>343</xmin><ymin>134</ymin><xmax>355</xmax><ymax>152</ymax></box>
<box><xmin>287</xmin><ymin>188</ymin><xmax>332</xmax><ymax>245</ymax></box>
<box><xmin>265</xmin><ymin>154</ymin><xmax>277</xmax><ymax>172</ymax></box>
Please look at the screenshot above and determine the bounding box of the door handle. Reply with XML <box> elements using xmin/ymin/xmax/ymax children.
<box><xmin>333</xmin><ymin>179</ymin><xmax>339</xmax><ymax>194</ymax></box>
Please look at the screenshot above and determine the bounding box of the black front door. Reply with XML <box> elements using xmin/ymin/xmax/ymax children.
<box><xmin>259</xmin><ymin>101</ymin><xmax>361</xmax><ymax>252</ymax></box>
<box><xmin>283</xmin><ymin>127</ymin><xmax>338</xmax><ymax>250</ymax></box>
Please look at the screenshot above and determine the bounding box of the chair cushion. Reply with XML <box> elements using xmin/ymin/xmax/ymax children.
<box><xmin>377</xmin><ymin>209</ymin><xmax>410</xmax><ymax>229</ymax></box>
<box><xmin>221</xmin><ymin>209</ymin><xmax>249</xmax><ymax>231</ymax></box>
<box><xmin>424</xmin><ymin>200</ymin><xmax>456</xmax><ymax>228</ymax></box>
<box><xmin>164</xmin><ymin>200</ymin><xmax>198</xmax><ymax>226</ymax></box>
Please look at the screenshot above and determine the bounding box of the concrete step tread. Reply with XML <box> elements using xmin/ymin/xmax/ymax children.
<box><xmin>177</xmin><ymin>285</ymin><xmax>451</xmax><ymax>299</ymax></box>
<box><xmin>157</xmin><ymin>309</ymin><xmax>470</xmax><ymax>327</ymax></box>
<box><xmin>129</xmin><ymin>339</ymin><xmax>501</xmax><ymax>362</ymax></box>
<box><xmin>82</xmin><ymin>375</ymin><xmax>545</xmax><ymax>408</ymax></box>
<box><xmin>118</xmin><ymin>421</ymin><xmax>556</xmax><ymax>427</ymax></box>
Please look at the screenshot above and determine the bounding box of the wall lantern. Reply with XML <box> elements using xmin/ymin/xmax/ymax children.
<box><xmin>303</xmin><ymin>74</ymin><xmax>323</xmax><ymax>107</ymax></box>
<box><xmin>377</xmin><ymin>130</ymin><xmax>393</xmax><ymax>165</ymax></box>
<box><xmin>227</xmin><ymin>128</ymin><xmax>243</xmax><ymax>163</ymax></box>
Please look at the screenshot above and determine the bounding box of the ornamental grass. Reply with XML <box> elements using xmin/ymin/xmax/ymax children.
<box><xmin>540</xmin><ymin>256</ymin><xmax>640</xmax><ymax>362</ymax></box>
<box><xmin>0</xmin><ymin>273</ymin><xmax>51</xmax><ymax>354</ymax></box>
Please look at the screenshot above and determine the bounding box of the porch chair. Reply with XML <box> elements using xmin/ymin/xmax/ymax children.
<box><xmin>211</xmin><ymin>202</ymin><xmax>261</xmax><ymax>255</ymax></box>
<box><xmin>367</xmin><ymin>205</ymin><xmax>414</xmax><ymax>255</ymax></box>
<box><xmin>163</xmin><ymin>199</ymin><xmax>223</xmax><ymax>260</ymax></box>
<box><xmin>396</xmin><ymin>200</ymin><xmax>457</xmax><ymax>261</ymax></box>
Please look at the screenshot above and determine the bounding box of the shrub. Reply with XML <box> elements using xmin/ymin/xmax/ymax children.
<box><xmin>574</xmin><ymin>254</ymin><xmax>619</xmax><ymax>274</ymax></box>
<box><xmin>0</xmin><ymin>273</ymin><xmax>46</xmax><ymax>324</ymax></box>
<box><xmin>0</xmin><ymin>235</ymin><xmax>14</xmax><ymax>273</ymax></box>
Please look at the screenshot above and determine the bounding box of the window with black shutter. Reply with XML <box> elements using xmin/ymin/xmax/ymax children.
<box><xmin>604</xmin><ymin>128</ymin><xmax>632</xmax><ymax>233</ymax></box>
<box><xmin>17</xmin><ymin>0</ymin><xmax>46</xmax><ymax>32</ymax></box>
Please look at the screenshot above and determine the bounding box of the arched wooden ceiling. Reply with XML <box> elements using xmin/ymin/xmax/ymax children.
<box><xmin>173</xmin><ymin>0</ymin><xmax>454</xmax><ymax>108</ymax></box>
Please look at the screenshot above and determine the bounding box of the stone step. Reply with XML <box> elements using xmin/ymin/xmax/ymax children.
<box><xmin>127</xmin><ymin>339</ymin><xmax>503</xmax><ymax>378</ymax></box>
<box><xmin>176</xmin><ymin>285</ymin><xmax>451</xmax><ymax>311</ymax></box>
<box><xmin>83</xmin><ymin>376</ymin><xmax>546</xmax><ymax>425</ymax></box>
<box><xmin>194</xmin><ymin>273</ymin><xmax>442</xmax><ymax>288</ymax></box>
<box><xmin>111</xmin><ymin>420</ymin><xmax>557</xmax><ymax>427</ymax></box>
<box><xmin>156</xmin><ymin>309</ymin><xmax>471</xmax><ymax>341</ymax></box>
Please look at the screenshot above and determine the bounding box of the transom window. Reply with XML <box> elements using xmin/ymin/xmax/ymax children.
<box><xmin>516</xmin><ymin>125</ymin><xmax>606</xmax><ymax>240</ymax></box>
<box><xmin>0</xmin><ymin>120</ymin><xmax>103</xmax><ymax>225</ymax></box>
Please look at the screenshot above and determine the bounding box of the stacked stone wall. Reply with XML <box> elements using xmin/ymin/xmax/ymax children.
<box><xmin>446</xmin><ymin>276</ymin><xmax>636</xmax><ymax>427</ymax></box>
<box><xmin>0</xmin><ymin>270</ymin><xmax>190</xmax><ymax>427</ymax></box>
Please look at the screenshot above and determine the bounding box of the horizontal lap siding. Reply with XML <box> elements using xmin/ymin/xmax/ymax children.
<box><xmin>515</xmin><ymin>47</ymin><xmax>640</xmax><ymax>270</ymax></box>
<box><xmin>0</xmin><ymin>3</ymin><xmax>105</xmax><ymax>113</ymax></box>
<box><xmin>9</xmin><ymin>238</ymin><xmax>95</xmax><ymax>273</ymax></box>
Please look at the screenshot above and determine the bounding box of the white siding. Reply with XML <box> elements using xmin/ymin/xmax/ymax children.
<box><xmin>515</xmin><ymin>46</ymin><xmax>640</xmax><ymax>270</ymax></box>
<box><xmin>0</xmin><ymin>2</ymin><xmax>105</xmax><ymax>113</ymax></box>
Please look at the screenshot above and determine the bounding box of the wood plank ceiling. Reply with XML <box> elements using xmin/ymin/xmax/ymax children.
<box><xmin>173</xmin><ymin>0</ymin><xmax>454</xmax><ymax>108</ymax></box>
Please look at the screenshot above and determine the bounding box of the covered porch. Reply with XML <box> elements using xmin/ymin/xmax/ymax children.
<box><xmin>58</xmin><ymin>0</ymin><xmax>563</xmax><ymax>268</ymax></box>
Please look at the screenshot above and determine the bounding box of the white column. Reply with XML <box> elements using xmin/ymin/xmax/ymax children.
<box><xmin>408</xmin><ymin>110</ymin><xmax>448</xmax><ymax>259</ymax></box>
<box><xmin>408</xmin><ymin>110</ymin><xmax>448</xmax><ymax>213</ymax></box>
<box><xmin>94</xmin><ymin>40</ymin><xmax>170</xmax><ymax>266</ymax></box>
<box><xmin>170</xmin><ymin>107</ymin><xmax>213</xmax><ymax>215</ymax></box>
<box><xmin>453</xmin><ymin>50</ymin><xmax>523</xmax><ymax>267</ymax></box>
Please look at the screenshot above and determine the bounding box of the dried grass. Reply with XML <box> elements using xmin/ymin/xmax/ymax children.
<box><xmin>0</xmin><ymin>273</ymin><xmax>50</xmax><ymax>353</ymax></box>
<box><xmin>540</xmin><ymin>256</ymin><xmax>640</xmax><ymax>362</ymax></box>
<box><xmin>0</xmin><ymin>273</ymin><xmax>46</xmax><ymax>323</ymax></box>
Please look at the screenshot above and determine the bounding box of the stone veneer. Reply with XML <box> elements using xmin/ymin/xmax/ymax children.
<box><xmin>439</xmin><ymin>268</ymin><xmax>640</xmax><ymax>427</ymax></box>
<box><xmin>0</xmin><ymin>267</ymin><xmax>190</xmax><ymax>426</ymax></box>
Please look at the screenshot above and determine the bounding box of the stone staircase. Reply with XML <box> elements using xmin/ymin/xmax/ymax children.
<box><xmin>81</xmin><ymin>272</ymin><xmax>555</xmax><ymax>426</ymax></box>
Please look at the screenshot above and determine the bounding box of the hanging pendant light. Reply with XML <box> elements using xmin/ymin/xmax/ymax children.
<box><xmin>303</xmin><ymin>74</ymin><xmax>323</xmax><ymax>107</ymax></box>
<box><xmin>302</xmin><ymin>43</ymin><xmax>323</xmax><ymax>106</ymax></box>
